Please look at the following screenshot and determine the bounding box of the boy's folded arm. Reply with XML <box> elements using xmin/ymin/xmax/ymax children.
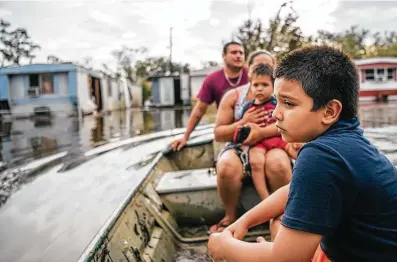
<box><xmin>240</xmin><ymin>184</ymin><xmax>290</xmax><ymax>229</ymax></box>
<box><xmin>220</xmin><ymin>225</ymin><xmax>322</xmax><ymax>262</ymax></box>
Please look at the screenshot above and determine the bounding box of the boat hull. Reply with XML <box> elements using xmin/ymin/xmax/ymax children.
<box><xmin>82</xmin><ymin>133</ymin><xmax>267</xmax><ymax>262</ymax></box>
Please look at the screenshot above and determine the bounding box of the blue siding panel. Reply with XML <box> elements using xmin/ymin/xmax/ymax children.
<box><xmin>53</xmin><ymin>73</ymin><xmax>60</xmax><ymax>94</ymax></box>
<box><xmin>0</xmin><ymin>74</ymin><xmax>8</xmax><ymax>100</ymax></box>
<box><xmin>23</xmin><ymin>75</ymin><xmax>29</xmax><ymax>95</ymax></box>
<box><xmin>68</xmin><ymin>71</ymin><xmax>77</xmax><ymax>105</ymax></box>
<box><xmin>0</xmin><ymin>64</ymin><xmax>76</xmax><ymax>74</ymax></box>
<box><xmin>13</xmin><ymin>96</ymin><xmax>71</xmax><ymax>105</ymax></box>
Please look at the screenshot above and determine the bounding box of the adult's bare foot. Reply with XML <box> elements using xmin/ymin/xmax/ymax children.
<box><xmin>208</xmin><ymin>216</ymin><xmax>235</xmax><ymax>235</ymax></box>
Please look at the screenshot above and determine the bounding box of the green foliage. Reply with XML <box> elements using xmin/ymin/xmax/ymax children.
<box><xmin>0</xmin><ymin>19</ymin><xmax>41</xmax><ymax>67</ymax></box>
<box><xmin>232</xmin><ymin>1</ymin><xmax>397</xmax><ymax>60</ymax></box>
<box><xmin>141</xmin><ymin>80</ymin><xmax>152</xmax><ymax>102</ymax></box>
<box><xmin>234</xmin><ymin>1</ymin><xmax>306</xmax><ymax>59</ymax></box>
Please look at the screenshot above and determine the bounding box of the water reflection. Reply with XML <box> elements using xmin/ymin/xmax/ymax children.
<box><xmin>359</xmin><ymin>102</ymin><xmax>397</xmax><ymax>128</ymax></box>
<box><xmin>0</xmin><ymin>108</ymin><xmax>203</xmax><ymax>168</ymax></box>
<box><xmin>0</xmin><ymin>103</ymin><xmax>395</xmax><ymax>169</ymax></box>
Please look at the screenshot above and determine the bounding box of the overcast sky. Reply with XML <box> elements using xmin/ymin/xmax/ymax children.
<box><xmin>1</xmin><ymin>0</ymin><xmax>396</xmax><ymax>70</ymax></box>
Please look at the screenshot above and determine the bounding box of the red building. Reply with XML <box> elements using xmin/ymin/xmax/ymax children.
<box><xmin>355</xmin><ymin>57</ymin><xmax>397</xmax><ymax>101</ymax></box>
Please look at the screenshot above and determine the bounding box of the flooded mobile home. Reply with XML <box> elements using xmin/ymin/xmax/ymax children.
<box><xmin>0</xmin><ymin>63</ymin><xmax>134</xmax><ymax>118</ymax></box>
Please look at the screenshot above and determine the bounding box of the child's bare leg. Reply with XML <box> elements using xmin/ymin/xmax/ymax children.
<box><xmin>249</xmin><ymin>146</ymin><xmax>269</xmax><ymax>200</ymax></box>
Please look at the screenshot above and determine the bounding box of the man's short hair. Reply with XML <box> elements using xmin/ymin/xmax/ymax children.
<box><xmin>274</xmin><ymin>45</ymin><xmax>359</xmax><ymax>120</ymax></box>
<box><xmin>223</xmin><ymin>41</ymin><xmax>243</xmax><ymax>54</ymax></box>
<box><xmin>250</xmin><ymin>63</ymin><xmax>275</xmax><ymax>84</ymax></box>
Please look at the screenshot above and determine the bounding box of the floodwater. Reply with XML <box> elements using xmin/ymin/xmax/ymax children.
<box><xmin>0</xmin><ymin>102</ymin><xmax>396</xmax><ymax>262</ymax></box>
<box><xmin>0</xmin><ymin>107</ymin><xmax>216</xmax><ymax>169</ymax></box>
<box><xmin>358</xmin><ymin>101</ymin><xmax>397</xmax><ymax>165</ymax></box>
<box><xmin>0</xmin><ymin>102</ymin><xmax>396</xmax><ymax>170</ymax></box>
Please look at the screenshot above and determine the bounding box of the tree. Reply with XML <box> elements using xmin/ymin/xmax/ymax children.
<box><xmin>309</xmin><ymin>26</ymin><xmax>397</xmax><ymax>59</ymax></box>
<box><xmin>233</xmin><ymin>1</ymin><xmax>306</xmax><ymax>59</ymax></box>
<box><xmin>369</xmin><ymin>31</ymin><xmax>397</xmax><ymax>57</ymax></box>
<box><xmin>81</xmin><ymin>56</ymin><xmax>93</xmax><ymax>69</ymax></box>
<box><xmin>111</xmin><ymin>46</ymin><xmax>147</xmax><ymax>83</ymax></box>
<box><xmin>47</xmin><ymin>55</ymin><xmax>62</xmax><ymax>64</ymax></box>
<box><xmin>0</xmin><ymin>19</ymin><xmax>41</xmax><ymax>67</ymax></box>
<box><xmin>201</xmin><ymin>61</ymin><xmax>219</xmax><ymax>69</ymax></box>
<box><xmin>230</xmin><ymin>1</ymin><xmax>397</xmax><ymax>60</ymax></box>
<box><xmin>311</xmin><ymin>25</ymin><xmax>370</xmax><ymax>59</ymax></box>
<box><xmin>133</xmin><ymin>56</ymin><xmax>189</xmax><ymax>80</ymax></box>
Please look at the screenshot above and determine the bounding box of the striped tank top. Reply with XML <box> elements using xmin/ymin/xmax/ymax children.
<box><xmin>233</xmin><ymin>83</ymin><xmax>251</xmax><ymax>121</ymax></box>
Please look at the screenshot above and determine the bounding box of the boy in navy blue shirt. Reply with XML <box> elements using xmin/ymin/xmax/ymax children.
<box><xmin>208</xmin><ymin>46</ymin><xmax>397</xmax><ymax>262</ymax></box>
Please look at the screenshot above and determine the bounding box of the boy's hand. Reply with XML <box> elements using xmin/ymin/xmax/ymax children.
<box><xmin>208</xmin><ymin>230</ymin><xmax>233</xmax><ymax>261</ymax></box>
<box><xmin>292</xmin><ymin>143</ymin><xmax>304</xmax><ymax>150</ymax></box>
<box><xmin>285</xmin><ymin>143</ymin><xmax>304</xmax><ymax>159</ymax></box>
<box><xmin>226</xmin><ymin>218</ymin><xmax>250</xmax><ymax>240</ymax></box>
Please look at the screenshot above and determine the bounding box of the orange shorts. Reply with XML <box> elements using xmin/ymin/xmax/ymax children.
<box><xmin>311</xmin><ymin>245</ymin><xmax>331</xmax><ymax>262</ymax></box>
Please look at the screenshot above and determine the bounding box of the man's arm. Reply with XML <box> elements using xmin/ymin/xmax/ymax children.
<box><xmin>184</xmin><ymin>100</ymin><xmax>209</xmax><ymax>138</ymax></box>
<box><xmin>209</xmin><ymin>225</ymin><xmax>322</xmax><ymax>262</ymax></box>
<box><xmin>170</xmin><ymin>100</ymin><xmax>208</xmax><ymax>151</ymax></box>
<box><xmin>214</xmin><ymin>90</ymin><xmax>246</xmax><ymax>142</ymax></box>
<box><xmin>171</xmin><ymin>74</ymin><xmax>215</xmax><ymax>151</ymax></box>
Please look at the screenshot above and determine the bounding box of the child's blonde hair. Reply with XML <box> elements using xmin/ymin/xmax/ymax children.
<box><xmin>247</xmin><ymin>49</ymin><xmax>277</xmax><ymax>67</ymax></box>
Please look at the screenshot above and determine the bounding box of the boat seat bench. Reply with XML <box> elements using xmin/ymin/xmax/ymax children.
<box><xmin>155</xmin><ymin>168</ymin><xmax>261</xmax><ymax>226</ymax></box>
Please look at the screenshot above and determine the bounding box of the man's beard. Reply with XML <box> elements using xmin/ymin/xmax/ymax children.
<box><xmin>225</xmin><ymin>63</ymin><xmax>243</xmax><ymax>73</ymax></box>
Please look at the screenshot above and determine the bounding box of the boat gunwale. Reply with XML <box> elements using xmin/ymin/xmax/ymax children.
<box><xmin>77</xmin><ymin>134</ymin><xmax>215</xmax><ymax>261</ymax></box>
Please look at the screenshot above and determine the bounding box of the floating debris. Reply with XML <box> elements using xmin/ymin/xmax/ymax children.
<box><xmin>0</xmin><ymin>169</ymin><xmax>23</xmax><ymax>207</ymax></box>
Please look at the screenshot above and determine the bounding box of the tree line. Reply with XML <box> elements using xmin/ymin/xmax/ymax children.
<box><xmin>1</xmin><ymin>1</ymin><xmax>397</xmax><ymax>82</ymax></box>
<box><xmin>233</xmin><ymin>1</ymin><xmax>397</xmax><ymax>60</ymax></box>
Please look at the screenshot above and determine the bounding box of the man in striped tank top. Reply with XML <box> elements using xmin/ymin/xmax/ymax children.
<box><xmin>209</xmin><ymin>51</ymin><xmax>294</xmax><ymax>238</ymax></box>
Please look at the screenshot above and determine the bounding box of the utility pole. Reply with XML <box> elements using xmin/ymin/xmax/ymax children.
<box><xmin>169</xmin><ymin>27</ymin><xmax>173</xmax><ymax>74</ymax></box>
<box><xmin>247</xmin><ymin>0</ymin><xmax>253</xmax><ymax>21</ymax></box>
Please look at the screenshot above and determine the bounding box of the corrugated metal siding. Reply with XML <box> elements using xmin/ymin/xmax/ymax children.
<box><xmin>76</xmin><ymin>70</ymin><xmax>89</xmax><ymax>107</ymax></box>
<box><xmin>190</xmin><ymin>75</ymin><xmax>205</xmax><ymax>99</ymax></box>
<box><xmin>9</xmin><ymin>75</ymin><xmax>25</xmax><ymax>101</ymax></box>
<box><xmin>152</xmin><ymin>79</ymin><xmax>160</xmax><ymax>104</ymax></box>
<box><xmin>54</xmin><ymin>73</ymin><xmax>69</xmax><ymax>96</ymax></box>
<box><xmin>159</xmin><ymin>77</ymin><xmax>174</xmax><ymax>105</ymax></box>
<box><xmin>180</xmin><ymin>74</ymin><xmax>190</xmax><ymax>101</ymax></box>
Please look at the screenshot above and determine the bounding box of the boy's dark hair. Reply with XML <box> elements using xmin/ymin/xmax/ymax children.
<box><xmin>274</xmin><ymin>45</ymin><xmax>359</xmax><ymax>120</ymax></box>
<box><xmin>223</xmin><ymin>41</ymin><xmax>242</xmax><ymax>54</ymax></box>
<box><xmin>251</xmin><ymin>63</ymin><xmax>275</xmax><ymax>84</ymax></box>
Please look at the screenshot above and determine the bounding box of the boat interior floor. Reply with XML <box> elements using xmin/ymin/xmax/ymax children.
<box><xmin>149</xmin><ymin>146</ymin><xmax>270</xmax><ymax>261</ymax></box>
<box><xmin>90</xmin><ymin>141</ymin><xmax>270</xmax><ymax>262</ymax></box>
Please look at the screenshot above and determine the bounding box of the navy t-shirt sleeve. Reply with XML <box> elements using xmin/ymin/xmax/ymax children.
<box><xmin>282</xmin><ymin>143</ymin><xmax>352</xmax><ymax>235</ymax></box>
